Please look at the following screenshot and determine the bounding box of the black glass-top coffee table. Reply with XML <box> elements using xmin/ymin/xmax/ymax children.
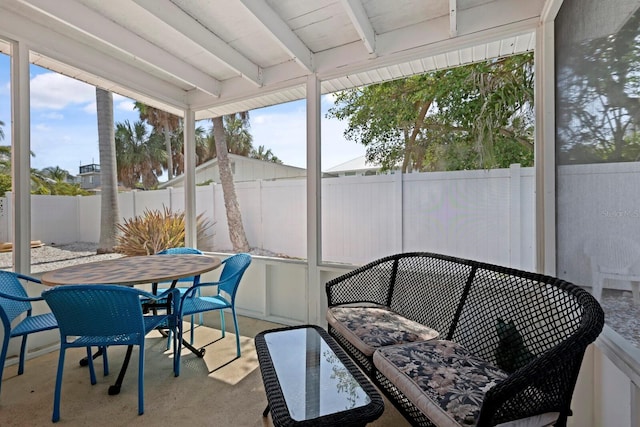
<box><xmin>255</xmin><ymin>325</ymin><xmax>384</xmax><ymax>427</ymax></box>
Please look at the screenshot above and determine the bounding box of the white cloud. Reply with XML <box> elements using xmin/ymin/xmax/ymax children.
<box><xmin>116</xmin><ymin>99</ymin><xmax>136</xmax><ymax>112</ymax></box>
<box><xmin>322</xmin><ymin>93</ymin><xmax>337</xmax><ymax>106</ymax></box>
<box><xmin>30</xmin><ymin>72</ymin><xmax>95</xmax><ymax>110</ymax></box>
<box><xmin>41</xmin><ymin>112</ymin><xmax>64</xmax><ymax>120</ymax></box>
<box><xmin>252</xmin><ymin>115</ymin><xmax>266</xmax><ymax>125</ymax></box>
<box><xmin>84</xmin><ymin>102</ymin><xmax>96</xmax><ymax>114</ymax></box>
<box><xmin>34</xmin><ymin>123</ymin><xmax>52</xmax><ymax>132</ymax></box>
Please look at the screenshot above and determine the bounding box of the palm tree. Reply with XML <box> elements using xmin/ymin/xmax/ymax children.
<box><xmin>251</xmin><ymin>145</ymin><xmax>283</xmax><ymax>164</ymax></box>
<box><xmin>134</xmin><ymin>103</ymin><xmax>180</xmax><ymax>180</ymax></box>
<box><xmin>0</xmin><ymin>119</ymin><xmax>4</xmax><ymax>141</ymax></box>
<box><xmin>206</xmin><ymin>113</ymin><xmax>254</xmax><ymax>160</ymax></box>
<box><xmin>39</xmin><ymin>166</ymin><xmax>71</xmax><ymax>182</ymax></box>
<box><xmin>0</xmin><ymin>145</ymin><xmax>63</xmax><ymax>194</ymax></box>
<box><xmin>168</xmin><ymin>124</ymin><xmax>209</xmax><ymax>175</ymax></box>
<box><xmin>115</xmin><ymin>120</ymin><xmax>166</xmax><ymax>190</ymax></box>
<box><xmin>211</xmin><ymin>115</ymin><xmax>250</xmax><ymax>252</ymax></box>
<box><xmin>96</xmin><ymin>88</ymin><xmax>120</xmax><ymax>254</ymax></box>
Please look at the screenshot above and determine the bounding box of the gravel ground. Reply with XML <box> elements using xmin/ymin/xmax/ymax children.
<box><xmin>0</xmin><ymin>242</ymin><xmax>123</xmax><ymax>274</ymax></box>
<box><xmin>2</xmin><ymin>243</ymin><xmax>637</xmax><ymax>349</ymax></box>
<box><xmin>600</xmin><ymin>289</ymin><xmax>640</xmax><ymax>349</ymax></box>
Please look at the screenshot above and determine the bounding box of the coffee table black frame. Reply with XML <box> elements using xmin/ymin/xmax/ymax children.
<box><xmin>255</xmin><ymin>324</ymin><xmax>384</xmax><ymax>427</ymax></box>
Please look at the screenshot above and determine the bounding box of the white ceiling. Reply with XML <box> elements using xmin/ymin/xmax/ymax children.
<box><xmin>0</xmin><ymin>0</ymin><xmax>546</xmax><ymax>119</ymax></box>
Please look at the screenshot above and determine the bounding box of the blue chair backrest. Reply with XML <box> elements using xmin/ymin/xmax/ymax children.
<box><xmin>42</xmin><ymin>285</ymin><xmax>146</xmax><ymax>341</ymax></box>
<box><xmin>217</xmin><ymin>253</ymin><xmax>252</xmax><ymax>299</ymax></box>
<box><xmin>0</xmin><ymin>271</ymin><xmax>32</xmax><ymax>326</ymax></box>
<box><xmin>157</xmin><ymin>247</ymin><xmax>204</xmax><ymax>284</ymax></box>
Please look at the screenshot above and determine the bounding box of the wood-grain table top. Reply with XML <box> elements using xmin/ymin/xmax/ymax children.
<box><xmin>41</xmin><ymin>254</ymin><xmax>222</xmax><ymax>286</ymax></box>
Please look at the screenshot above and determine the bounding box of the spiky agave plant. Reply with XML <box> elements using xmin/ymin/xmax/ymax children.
<box><xmin>114</xmin><ymin>206</ymin><xmax>214</xmax><ymax>256</ymax></box>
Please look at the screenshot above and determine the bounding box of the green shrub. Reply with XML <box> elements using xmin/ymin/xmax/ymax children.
<box><xmin>0</xmin><ymin>174</ymin><xmax>11</xmax><ymax>197</ymax></box>
<box><xmin>114</xmin><ymin>206</ymin><xmax>214</xmax><ymax>256</ymax></box>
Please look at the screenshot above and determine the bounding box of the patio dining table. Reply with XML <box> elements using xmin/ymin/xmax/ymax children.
<box><xmin>40</xmin><ymin>254</ymin><xmax>222</xmax><ymax>394</ymax></box>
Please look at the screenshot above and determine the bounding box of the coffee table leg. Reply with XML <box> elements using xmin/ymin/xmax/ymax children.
<box><xmin>262</xmin><ymin>404</ymin><xmax>270</xmax><ymax>417</ymax></box>
<box><xmin>79</xmin><ymin>347</ymin><xmax>104</xmax><ymax>367</ymax></box>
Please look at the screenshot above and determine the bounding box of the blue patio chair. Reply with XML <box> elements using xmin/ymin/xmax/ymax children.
<box><xmin>0</xmin><ymin>271</ymin><xmax>58</xmax><ymax>397</ymax></box>
<box><xmin>156</xmin><ymin>247</ymin><xmax>204</xmax><ymax>346</ymax></box>
<box><xmin>42</xmin><ymin>285</ymin><xmax>180</xmax><ymax>422</ymax></box>
<box><xmin>175</xmin><ymin>253</ymin><xmax>251</xmax><ymax>375</ymax></box>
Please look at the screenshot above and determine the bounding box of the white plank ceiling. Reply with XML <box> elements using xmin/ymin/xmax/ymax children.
<box><xmin>0</xmin><ymin>0</ymin><xmax>544</xmax><ymax>118</ymax></box>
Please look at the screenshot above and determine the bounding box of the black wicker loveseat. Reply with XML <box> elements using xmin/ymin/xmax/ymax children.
<box><xmin>326</xmin><ymin>252</ymin><xmax>604</xmax><ymax>427</ymax></box>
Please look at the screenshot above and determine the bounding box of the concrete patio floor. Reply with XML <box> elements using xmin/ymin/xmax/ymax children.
<box><xmin>0</xmin><ymin>314</ymin><xmax>409</xmax><ymax>426</ymax></box>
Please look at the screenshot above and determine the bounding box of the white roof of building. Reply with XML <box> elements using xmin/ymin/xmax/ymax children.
<box><xmin>158</xmin><ymin>153</ymin><xmax>306</xmax><ymax>188</ymax></box>
<box><xmin>325</xmin><ymin>156</ymin><xmax>379</xmax><ymax>173</ymax></box>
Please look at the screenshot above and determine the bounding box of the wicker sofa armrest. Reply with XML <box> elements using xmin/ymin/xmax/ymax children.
<box><xmin>326</xmin><ymin>254</ymin><xmax>400</xmax><ymax>307</ymax></box>
<box><xmin>477</xmin><ymin>289</ymin><xmax>605</xmax><ymax>426</ymax></box>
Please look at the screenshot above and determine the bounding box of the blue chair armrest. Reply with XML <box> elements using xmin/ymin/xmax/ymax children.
<box><xmin>13</xmin><ymin>273</ymin><xmax>43</xmax><ymax>285</ymax></box>
<box><xmin>0</xmin><ymin>272</ymin><xmax>45</xmax><ymax>301</ymax></box>
<box><xmin>0</xmin><ymin>289</ymin><xmax>45</xmax><ymax>302</ymax></box>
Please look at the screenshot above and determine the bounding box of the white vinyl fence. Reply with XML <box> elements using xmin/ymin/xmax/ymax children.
<box><xmin>0</xmin><ymin>164</ymin><xmax>536</xmax><ymax>270</ymax></box>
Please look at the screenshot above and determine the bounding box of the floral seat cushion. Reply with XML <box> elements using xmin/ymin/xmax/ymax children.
<box><xmin>326</xmin><ymin>304</ymin><xmax>439</xmax><ymax>356</ymax></box>
<box><xmin>373</xmin><ymin>340</ymin><xmax>509</xmax><ymax>427</ymax></box>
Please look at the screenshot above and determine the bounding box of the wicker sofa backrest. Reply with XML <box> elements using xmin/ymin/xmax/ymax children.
<box><xmin>451</xmin><ymin>263</ymin><xmax>585</xmax><ymax>368</ymax></box>
<box><xmin>386</xmin><ymin>253</ymin><xmax>474</xmax><ymax>338</ymax></box>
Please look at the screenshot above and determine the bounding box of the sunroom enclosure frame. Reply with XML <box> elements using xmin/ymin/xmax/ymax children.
<box><xmin>2</xmin><ymin>0</ymin><xmax>639</xmax><ymax>425</ymax></box>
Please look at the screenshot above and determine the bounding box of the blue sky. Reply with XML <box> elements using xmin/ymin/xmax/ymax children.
<box><xmin>0</xmin><ymin>53</ymin><xmax>364</xmax><ymax>181</ymax></box>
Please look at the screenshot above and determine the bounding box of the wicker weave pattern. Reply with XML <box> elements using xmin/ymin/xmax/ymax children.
<box><xmin>326</xmin><ymin>252</ymin><xmax>605</xmax><ymax>427</ymax></box>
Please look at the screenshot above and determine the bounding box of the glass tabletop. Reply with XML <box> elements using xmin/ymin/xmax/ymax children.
<box><xmin>264</xmin><ymin>327</ymin><xmax>372</xmax><ymax>422</ymax></box>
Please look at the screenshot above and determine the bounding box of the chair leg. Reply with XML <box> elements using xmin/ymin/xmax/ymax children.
<box><xmin>0</xmin><ymin>334</ymin><xmax>9</xmax><ymax>396</ymax></box>
<box><xmin>87</xmin><ymin>347</ymin><xmax>97</xmax><ymax>385</ymax></box>
<box><xmin>231</xmin><ymin>307</ymin><xmax>241</xmax><ymax>357</ymax></box>
<box><xmin>190</xmin><ymin>314</ymin><xmax>195</xmax><ymax>345</ymax></box>
<box><xmin>220</xmin><ymin>311</ymin><xmax>226</xmax><ymax>338</ymax></box>
<box><xmin>175</xmin><ymin>318</ymin><xmax>183</xmax><ymax>377</ymax></box>
<box><xmin>196</xmin><ymin>288</ymin><xmax>203</xmax><ymax>326</ymax></box>
<box><xmin>173</xmin><ymin>322</ymin><xmax>180</xmax><ymax>377</ymax></box>
<box><xmin>18</xmin><ymin>334</ymin><xmax>28</xmax><ymax>375</ymax></box>
<box><xmin>165</xmin><ymin>329</ymin><xmax>173</xmax><ymax>351</ymax></box>
<box><xmin>52</xmin><ymin>347</ymin><xmax>67</xmax><ymax>423</ymax></box>
<box><xmin>138</xmin><ymin>343</ymin><xmax>145</xmax><ymax>415</ymax></box>
<box><xmin>101</xmin><ymin>346</ymin><xmax>109</xmax><ymax>376</ymax></box>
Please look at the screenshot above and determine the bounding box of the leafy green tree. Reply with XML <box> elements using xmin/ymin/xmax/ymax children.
<box><xmin>0</xmin><ymin>145</ymin><xmax>11</xmax><ymax>173</ymax></box>
<box><xmin>328</xmin><ymin>53</ymin><xmax>535</xmax><ymax>172</ymax></box>
<box><xmin>115</xmin><ymin>120</ymin><xmax>167</xmax><ymax>190</ymax></box>
<box><xmin>0</xmin><ymin>173</ymin><xmax>11</xmax><ymax>197</ymax></box>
